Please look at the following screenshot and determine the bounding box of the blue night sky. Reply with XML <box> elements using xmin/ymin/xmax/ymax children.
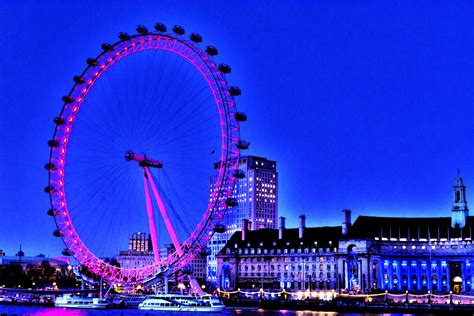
<box><xmin>0</xmin><ymin>0</ymin><xmax>473</xmax><ymax>257</ymax></box>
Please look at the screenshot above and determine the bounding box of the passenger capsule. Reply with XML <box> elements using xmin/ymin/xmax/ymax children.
<box><xmin>190</xmin><ymin>33</ymin><xmax>202</xmax><ymax>43</ymax></box>
<box><xmin>86</xmin><ymin>58</ymin><xmax>98</xmax><ymax>67</ymax></box>
<box><xmin>44</xmin><ymin>162</ymin><xmax>56</xmax><ymax>170</ymax></box>
<box><xmin>205</xmin><ymin>46</ymin><xmax>218</xmax><ymax>56</ymax></box>
<box><xmin>234</xmin><ymin>112</ymin><xmax>247</xmax><ymax>122</ymax></box>
<box><xmin>236</xmin><ymin>140</ymin><xmax>250</xmax><ymax>150</ymax></box>
<box><xmin>172</xmin><ymin>25</ymin><xmax>185</xmax><ymax>35</ymax></box>
<box><xmin>232</xmin><ymin>169</ymin><xmax>245</xmax><ymax>179</ymax></box>
<box><xmin>53</xmin><ymin>117</ymin><xmax>65</xmax><ymax>125</ymax></box>
<box><xmin>225</xmin><ymin>197</ymin><xmax>238</xmax><ymax>207</ymax></box>
<box><xmin>62</xmin><ymin>96</ymin><xmax>74</xmax><ymax>104</ymax></box>
<box><xmin>73</xmin><ymin>76</ymin><xmax>85</xmax><ymax>84</ymax></box>
<box><xmin>219</xmin><ymin>64</ymin><xmax>231</xmax><ymax>74</ymax></box>
<box><xmin>53</xmin><ymin>230</ymin><xmax>63</xmax><ymax>237</ymax></box>
<box><xmin>229</xmin><ymin>86</ymin><xmax>241</xmax><ymax>96</ymax></box>
<box><xmin>101</xmin><ymin>43</ymin><xmax>114</xmax><ymax>52</ymax></box>
<box><xmin>44</xmin><ymin>186</ymin><xmax>55</xmax><ymax>194</ymax></box>
<box><xmin>118</xmin><ymin>32</ymin><xmax>131</xmax><ymax>41</ymax></box>
<box><xmin>62</xmin><ymin>248</ymin><xmax>72</xmax><ymax>256</ymax></box>
<box><xmin>47</xmin><ymin>140</ymin><xmax>60</xmax><ymax>147</ymax></box>
<box><xmin>47</xmin><ymin>208</ymin><xmax>56</xmax><ymax>216</ymax></box>
<box><xmin>136</xmin><ymin>25</ymin><xmax>149</xmax><ymax>34</ymax></box>
<box><xmin>154</xmin><ymin>22</ymin><xmax>167</xmax><ymax>32</ymax></box>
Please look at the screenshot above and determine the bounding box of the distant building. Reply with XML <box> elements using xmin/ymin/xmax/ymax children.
<box><xmin>129</xmin><ymin>232</ymin><xmax>152</xmax><ymax>252</ymax></box>
<box><xmin>207</xmin><ymin>155</ymin><xmax>278</xmax><ymax>285</ymax></box>
<box><xmin>115</xmin><ymin>233</ymin><xmax>207</xmax><ymax>283</ymax></box>
<box><xmin>0</xmin><ymin>255</ymin><xmax>69</xmax><ymax>269</ymax></box>
<box><xmin>115</xmin><ymin>232</ymin><xmax>155</xmax><ymax>269</ymax></box>
<box><xmin>0</xmin><ymin>250</ymin><xmax>4</xmax><ymax>257</ymax></box>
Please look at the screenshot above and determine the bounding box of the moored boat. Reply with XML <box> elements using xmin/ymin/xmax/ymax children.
<box><xmin>55</xmin><ymin>294</ymin><xmax>110</xmax><ymax>309</ymax></box>
<box><xmin>138</xmin><ymin>294</ymin><xmax>225</xmax><ymax>312</ymax></box>
<box><xmin>112</xmin><ymin>294</ymin><xmax>148</xmax><ymax>308</ymax></box>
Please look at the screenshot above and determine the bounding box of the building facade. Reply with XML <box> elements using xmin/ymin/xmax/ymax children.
<box><xmin>217</xmin><ymin>216</ymin><xmax>341</xmax><ymax>291</ymax></box>
<box><xmin>115</xmin><ymin>232</ymin><xmax>208</xmax><ymax>283</ymax></box>
<box><xmin>207</xmin><ymin>156</ymin><xmax>278</xmax><ymax>285</ymax></box>
<box><xmin>129</xmin><ymin>232</ymin><xmax>152</xmax><ymax>252</ymax></box>
<box><xmin>115</xmin><ymin>232</ymin><xmax>155</xmax><ymax>269</ymax></box>
<box><xmin>337</xmin><ymin>176</ymin><xmax>473</xmax><ymax>294</ymax></box>
<box><xmin>218</xmin><ymin>175</ymin><xmax>474</xmax><ymax>294</ymax></box>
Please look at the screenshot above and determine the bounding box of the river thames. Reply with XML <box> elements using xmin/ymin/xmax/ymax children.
<box><xmin>0</xmin><ymin>306</ymin><xmax>436</xmax><ymax>316</ymax></box>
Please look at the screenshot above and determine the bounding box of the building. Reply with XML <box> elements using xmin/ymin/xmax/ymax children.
<box><xmin>115</xmin><ymin>233</ymin><xmax>207</xmax><ymax>283</ymax></box>
<box><xmin>129</xmin><ymin>232</ymin><xmax>152</xmax><ymax>252</ymax></box>
<box><xmin>115</xmin><ymin>232</ymin><xmax>155</xmax><ymax>269</ymax></box>
<box><xmin>337</xmin><ymin>176</ymin><xmax>473</xmax><ymax>294</ymax></box>
<box><xmin>0</xmin><ymin>254</ymin><xmax>69</xmax><ymax>269</ymax></box>
<box><xmin>207</xmin><ymin>156</ymin><xmax>278</xmax><ymax>285</ymax></box>
<box><xmin>217</xmin><ymin>216</ymin><xmax>341</xmax><ymax>290</ymax></box>
<box><xmin>217</xmin><ymin>174</ymin><xmax>474</xmax><ymax>294</ymax></box>
<box><xmin>338</xmin><ymin>215</ymin><xmax>474</xmax><ymax>294</ymax></box>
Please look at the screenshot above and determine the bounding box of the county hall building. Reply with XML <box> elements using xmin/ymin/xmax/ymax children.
<box><xmin>217</xmin><ymin>175</ymin><xmax>474</xmax><ymax>294</ymax></box>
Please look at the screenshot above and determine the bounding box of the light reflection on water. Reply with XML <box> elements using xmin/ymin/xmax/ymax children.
<box><xmin>0</xmin><ymin>306</ymin><xmax>434</xmax><ymax>316</ymax></box>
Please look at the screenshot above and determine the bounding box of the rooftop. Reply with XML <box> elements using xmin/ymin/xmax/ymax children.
<box><xmin>220</xmin><ymin>226</ymin><xmax>342</xmax><ymax>255</ymax></box>
<box><xmin>346</xmin><ymin>215</ymin><xmax>474</xmax><ymax>240</ymax></box>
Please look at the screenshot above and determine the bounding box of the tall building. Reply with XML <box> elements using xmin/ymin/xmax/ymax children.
<box><xmin>116</xmin><ymin>232</ymin><xmax>155</xmax><ymax>269</ymax></box>
<box><xmin>207</xmin><ymin>156</ymin><xmax>278</xmax><ymax>285</ymax></box>
<box><xmin>129</xmin><ymin>232</ymin><xmax>152</xmax><ymax>252</ymax></box>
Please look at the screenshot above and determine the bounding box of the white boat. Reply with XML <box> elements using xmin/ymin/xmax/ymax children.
<box><xmin>138</xmin><ymin>294</ymin><xmax>225</xmax><ymax>312</ymax></box>
<box><xmin>55</xmin><ymin>294</ymin><xmax>109</xmax><ymax>309</ymax></box>
<box><xmin>112</xmin><ymin>294</ymin><xmax>148</xmax><ymax>308</ymax></box>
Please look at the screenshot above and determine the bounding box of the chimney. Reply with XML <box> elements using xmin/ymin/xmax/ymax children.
<box><xmin>242</xmin><ymin>219</ymin><xmax>250</xmax><ymax>241</ymax></box>
<box><xmin>299</xmin><ymin>215</ymin><xmax>306</xmax><ymax>239</ymax></box>
<box><xmin>342</xmin><ymin>209</ymin><xmax>352</xmax><ymax>236</ymax></box>
<box><xmin>278</xmin><ymin>216</ymin><xmax>286</xmax><ymax>240</ymax></box>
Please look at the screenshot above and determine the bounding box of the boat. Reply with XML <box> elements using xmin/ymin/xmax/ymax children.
<box><xmin>138</xmin><ymin>294</ymin><xmax>225</xmax><ymax>312</ymax></box>
<box><xmin>112</xmin><ymin>294</ymin><xmax>148</xmax><ymax>308</ymax></box>
<box><xmin>54</xmin><ymin>294</ymin><xmax>109</xmax><ymax>309</ymax></box>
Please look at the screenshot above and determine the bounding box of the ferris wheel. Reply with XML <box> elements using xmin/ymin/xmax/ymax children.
<box><xmin>44</xmin><ymin>23</ymin><xmax>249</xmax><ymax>285</ymax></box>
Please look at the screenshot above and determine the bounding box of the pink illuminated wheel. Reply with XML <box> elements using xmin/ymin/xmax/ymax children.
<box><xmin>45</xmin><ymin>23</ymin><xmax>249</xmax><ymax>285</ymax></box>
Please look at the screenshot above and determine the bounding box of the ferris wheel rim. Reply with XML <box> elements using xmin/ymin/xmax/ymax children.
<box><xmin>46</xmin><ymin>29</ymin><xmax>241</xmax><ymax>284</ymax></box>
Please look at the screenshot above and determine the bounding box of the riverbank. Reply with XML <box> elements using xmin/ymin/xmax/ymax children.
<box><xmin>258</xmin><ymin>299</ymin><xmax>474</xmax><ymax>314</ymax></box>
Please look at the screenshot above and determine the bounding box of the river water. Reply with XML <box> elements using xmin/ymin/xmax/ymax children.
<box><xmin>0</xmin><ymin>305</ymin><xmax>435</xmax><ymax>316</ymax></box>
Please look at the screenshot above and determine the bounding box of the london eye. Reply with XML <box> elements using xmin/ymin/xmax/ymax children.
<box><xmin>45</xmin><ymin>23</ymin><xmax>248</xmax><ymax>285</ymax></box>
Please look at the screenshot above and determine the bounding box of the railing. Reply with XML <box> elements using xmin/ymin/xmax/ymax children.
<box><xmin>217</xmin><ymin>288</ymin><xmax>474</xmax><ymax>305</ymax></box>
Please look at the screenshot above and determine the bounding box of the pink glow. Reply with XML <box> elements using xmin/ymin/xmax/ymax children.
<box><xmin>144</xmin><ymin>167</ymin><xmax>183</xmax><ymax>256</ymax></box>
<box><xmin>143</xmin><ymin>170</ymin><xmax>161</xmax><ymax>264</ymax></box>
<box><xmin>48</xmin><ymin>33</ymin><xmax>241</xmax><ymax>284</ymax></box>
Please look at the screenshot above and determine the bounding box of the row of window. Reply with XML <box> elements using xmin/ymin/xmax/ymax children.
<box><xmin>233</xmin><ymin>247</ymin><xmax>337</xmax><ymax>255</ymax></box>
<box><xmin>241</xmin><ymin>263</ymin><xmax>333</xmax><ymax>272</ymax></box>
<box><xmin>240</xmin><ymin>256</ymin><xmax>332</xmax><ymax>263</ymax></box>
<box><xmin>238</xmin><ymin>271</ymin><xmax>335</xmax><ymax>279</ymax></box>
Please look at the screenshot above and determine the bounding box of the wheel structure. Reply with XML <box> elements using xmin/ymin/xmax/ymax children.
<box><xmin>45</xmin><ymin>23</ymin><xmax>248</xmax><ymax>285</ymax></box>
